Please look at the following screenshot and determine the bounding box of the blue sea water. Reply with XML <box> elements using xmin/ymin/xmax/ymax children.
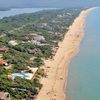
<box><xmin>66</xmin><ymin>8</ymin><xmax>100</xmax><ymax>100</ymax></box>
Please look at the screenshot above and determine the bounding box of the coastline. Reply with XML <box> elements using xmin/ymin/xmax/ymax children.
<box><xmin>36</xmin><ymin>8</ymin><xmax>96</xmax><ymax>100</ymax></box>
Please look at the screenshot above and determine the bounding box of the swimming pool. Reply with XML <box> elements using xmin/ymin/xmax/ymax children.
<box><xmin>12</xmin><ymin>73</ymin><xmax>31</xmax><ymax>79</ymax></box>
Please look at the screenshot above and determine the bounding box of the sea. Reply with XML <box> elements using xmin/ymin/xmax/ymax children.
<box><xmin>66</xmin><ymin>8</ymin><xmax>100</xmax><ymax>100</ymax></box>
<box><xmin>0</xmin><ymin>8</ymin><xmax>56</xmax><ymax>19</ymax></box>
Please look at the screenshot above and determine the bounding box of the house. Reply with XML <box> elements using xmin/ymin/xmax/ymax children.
<box><xmin>0</xmin><ymin>46</ymin><xmax>8</xmax><ymax>53</ymax></box>
<box><xmin>0</xmin><ymin>59</ymin><xmax>5</xmax><ymax>65</ymax></box>
<box><xmin>31</xmin><ymin>40</ymin><xmax>41</xmax><ymax>45</ymax></box>
<box><xmin>28</xmin><ymin>48</ymin><xmax>41</xmax><ymax>54</ymax></box>
<box><xmin>36</xmin><ymin>23</ymin><xmax>47</xmax><ymax>28</ymax></box>
<box><xmin>8</xmin><ymin>40</ymin><xmax>18</xmax><ymax>46</ymax></box>
<box><xmin>33</xmin><ymin>35</ymin><xmax>45</xmax><ymax>42</ymax></box>
<box><xmin>57</xmin><ymin>14</ymin><xmax>63</xmax><ymax>18</ymax></box>
<box><xmin>0</xmin><ymin>59</ymin><xmax>9</xmax><ymax>67</ymax></box>
<box><xmin>31</xmin><ymin>35</ymin><xmax>45</xmax><ymax>45</ymax></box>
<box><xmin>0</xmin><ymin>92</ymin><xmax>11</xmax><ymax>100</ymax></box>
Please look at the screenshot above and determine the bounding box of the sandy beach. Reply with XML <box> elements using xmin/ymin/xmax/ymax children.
<box><xmin>36</xmin><ymin>8</ymin><xmax>96</xmax><ymax>100</ymax></box>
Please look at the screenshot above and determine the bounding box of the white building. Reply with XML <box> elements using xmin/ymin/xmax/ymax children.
<box><xmin>8</xmin><ymin>40</ymin><xmax>18</xmax><ymax>46</ymax></box>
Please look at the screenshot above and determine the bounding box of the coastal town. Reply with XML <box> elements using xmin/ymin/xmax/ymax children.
<box><xmin>0</xmin><ymin>8</ymin><xmax>82</xmax><ymax>99</ymax></box>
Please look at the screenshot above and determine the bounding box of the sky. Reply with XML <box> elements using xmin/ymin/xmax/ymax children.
<box><xmin>0</xmin><ymin>0</ymin><xmax>100</xmax><ymax>8</ymax></box>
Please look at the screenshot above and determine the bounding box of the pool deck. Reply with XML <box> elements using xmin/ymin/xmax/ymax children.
<box><xmin>11</xmin><ymin>67</ymin><xmax>38</xmax><ymax>80</ymax></box>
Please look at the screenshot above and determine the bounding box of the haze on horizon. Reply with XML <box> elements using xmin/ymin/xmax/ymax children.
<box><xmin>0</xmin><ymin>0</ymin><xmax>100</xmax><ymax>8</ymax></box>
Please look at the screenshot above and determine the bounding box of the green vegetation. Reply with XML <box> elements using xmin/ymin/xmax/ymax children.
<box><xmin>0</xmin><ymin>8</ymin><xmax>82</xmax><ymax>99</ymax></box>
<box><xmin>0</xmin><ymin>77</ymin><xmax>42</xmax><ymax>99</ymax></box>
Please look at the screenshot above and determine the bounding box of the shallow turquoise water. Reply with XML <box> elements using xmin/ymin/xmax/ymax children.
<box><xmin>66</xmin><ymin>8</ymin><xmax>100</xmax><ymax>100</ymax></box>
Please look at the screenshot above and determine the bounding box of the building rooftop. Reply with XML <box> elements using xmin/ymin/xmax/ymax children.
<box><xmin>0</xmin><ymin>59</ymin><xmax>5</xmax><ymax>65</ymax></box>
<box><xmin>0</xmin><ymin>46</ymin><xmax>8</xmax><ymax>53</ymax></box>
<box><xmin>8</xmin><ymin>40</ymin><xmax>18</xmax><ymax>46</ymax></box>
<box><xmin>0</xmin><ymin>92</ymin><xmax>10</xmax><ymax>100</ymax></box>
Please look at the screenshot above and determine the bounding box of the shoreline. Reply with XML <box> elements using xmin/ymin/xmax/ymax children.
<box><xmin>64</xmin><ymin>7</ymin><xmax>97</xmax><ymax>100</ymax></box>
<box><xmin>36</xmin><ymin>8</ymin><xmax>96</xmax><ymax>100</ymax></box>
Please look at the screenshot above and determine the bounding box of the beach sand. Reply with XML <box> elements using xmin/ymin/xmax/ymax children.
<box><xmin>36</xmin><ymin>8</ymin><xmax>96</xmax><ymax>100</ymax></box>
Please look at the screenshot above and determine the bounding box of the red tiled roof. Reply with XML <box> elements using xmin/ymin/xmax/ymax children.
<box><xmin>0</xmin><ymin>46</ymin><xmax>8</xmax><ymax>52</ymax></box>
<box><xmin>0</xmin><ymin>59</ymin><xmax>5</xmax><ymax>65</ymax></box>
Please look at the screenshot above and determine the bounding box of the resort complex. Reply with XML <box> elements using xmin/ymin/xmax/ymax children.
<box><xmin>0</xmin><ymin>8</ymin><xmax>82</xmax><ymax>99</ymax></box>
